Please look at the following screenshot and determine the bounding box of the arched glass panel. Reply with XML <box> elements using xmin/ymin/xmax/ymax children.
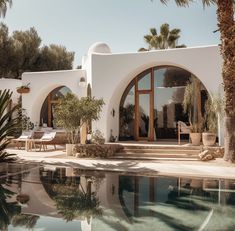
<box><xmin>119</xmin><ymin>65</ymin><xmax>207</xmax><ymax>142</ymax></box>
<box><xmin>154</xmin><ymin>67</ymin><xmax>191</xmax><ymax>139</ymax></box>
<box><xmin>40</xmin><ymin>86</ymin><xmax>71</xmax><ymax>128</ymax></box>
<box><xmin>119</xmin><ymin>83</ymin><xmax>135</xmax><ymax>141</ymax></box>
<box><xmin>138</xmin><ymin>70</ymin><xmax>151</xmax><ymax>90</ymax></box>
<box><xmin>51</xmin><ymin>86</ymin><xmax>71</xmax><ymax>101</ymax></box>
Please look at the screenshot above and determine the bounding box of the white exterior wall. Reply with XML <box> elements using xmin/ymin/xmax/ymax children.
<box><xmin>90</xmin><ymin>45</ymin><xmax>223</xmax><ymax>142</ymax></box>
<box><xmin>0</xmin><ymin>44</ymin><xmax>224</xmax><ymax>144</ymax></box>
<box><xmin>22</xmin><ymin>69</ymin><xmax>87</xmax><ymax>125</ymax></box>
<box><xmin>0</xmin><ymin>78</ymin><xmax>22</xmax><ymax>104</ymax></box>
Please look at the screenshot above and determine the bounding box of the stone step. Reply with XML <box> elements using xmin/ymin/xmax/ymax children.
<box><xmin>119</xmin><ymin>149</ymin><xmax>200</xmax><ymax>154</ymax></box>
<box><xmin>115</xmin><ymin>153</ymin><xmax>198</xmax><ymax>158</ymax></box>
<box><xmin>120</xmin><ymin>145</ymin><xmax>201</xmax><ymax>150</ymax></box>
<box><xmin>111</xmin><ymin>155</ymin><xmax>198</xmax><ymax>161</ymax></box>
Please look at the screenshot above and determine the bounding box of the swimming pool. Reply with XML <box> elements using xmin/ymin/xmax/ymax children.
<box><xmin>0</xmin><ymin>163</ymin><xmax>235</xmax><ymax>231</ymax></box>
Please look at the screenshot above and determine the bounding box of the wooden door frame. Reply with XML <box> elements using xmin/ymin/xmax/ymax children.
<box><xmin>135</xmin><ymin>68</ymin><xmax>154</xmax><ymax>141</ymax></box>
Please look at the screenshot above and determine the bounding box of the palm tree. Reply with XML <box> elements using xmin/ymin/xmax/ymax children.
<box><xmin>0</xmin><ymin>181</ymin><xmax>21</xmax><ymax>231</ymax></box>
<box><xmin>0</xmin><ymin>0</ymin><xmax>12</xmax><ymax>17</ymax></box>
<box><xmin>0</xmin><ymin>90</ymin><xmax>21</xmax><ymax>162</ymax></box>
<box><xmin>157</xmin><ymin>1</ymin><xmax>235</xmax><ymax>161</ymax></box>
<box><xmin>139</xmin><ymin>23</ymin><xmax>186</xmax><ymax>51</ymax></box>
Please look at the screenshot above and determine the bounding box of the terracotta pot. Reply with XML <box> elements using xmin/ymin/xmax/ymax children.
<box><xmin>190</xmin><ymin>133</ymin><xmax>201</xmax><ymax>146</ymax></box>
<box><xmin>202</xmin><ymin>132</ymin><xmax>216</xmax><ymax>146</ymax></box>
<box><xmin>17</xmin><ymin>88</ymin><xmax>30</xmax><ymax>94</ymax></box>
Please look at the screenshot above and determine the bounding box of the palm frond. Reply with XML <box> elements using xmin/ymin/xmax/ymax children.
<box><xmin>160</xmin><ymin>0</ymin><xmax>217</xmax><ymax>7</ymax></box>
<box><xmin>138</xmin><ymin>47</ymin><xmax>149</xmax><ymax>52</ymax></box>
<box><xmin>160</xmin><ymin>23</ymin><xmax>170</xmax><ymax>38</ymax></box>
<box><xmin>144</xmin><ymin>35</ymin><xmax>152</xmax><ymax>43</ymax></box>
<box><xmin>170</xmin><ymin>28</ymin><xmax>181</xmax><ymax>35</ymax></box>
<box><xmin>159</xmin><ymin>0</ymin><xmax>191</xmax><ymax>7</ymax></box>
<box><xmin>150</xmin><ymin>27</ymin><xmax>157</xmax><ymax>36</ymax></box>
<box><xmin>176</xmin><ymin>44</ymin><xmax>187</xmax><ymax>48</ymax></box>
<box><xmin>0</xmin><ymin>89</ymin><xmax>21</xmax><ymax>162</ymax></box>
<box><xmin>201</xmin><ymin>0</ymin><xmax>217</xmax><ymax>8</ymax></box>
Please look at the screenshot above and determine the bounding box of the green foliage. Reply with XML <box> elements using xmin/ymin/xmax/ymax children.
<box><xmin>15</xmin><ymin>97</ymin><xmax>34</xmax><ymax>137</ymax></box>
<box><xmin>51</xmin><ymin>177</ymin><xmax>103</xmax><ymax>222</ymax></box>
<box><xmin>0</xmin><ymin>23</ymin><xmax>74</xmax><ymax>79</ymax></box>
<box><xmin>120</xmin><ymin>104</ymin><xmax>135</xmax><ymax>138</ymax></box>
<box><xmin>17</xmin><ymin>83</ymin><xmax>30</xmax><ymax>90</ymax></box>
<box><xmin>11</xmin><ymin>214</ymin><xmax>39</xmax><ymax>229</ymax></box>
<box><xmin>139</xmin><ymin>23</ymin><xmax>186</xmax><ymax>51</ymax></box>
<box><xmin>204</xmin><ymin>94</ymin><xmax>224</xmax><ymax>133</ymax></box>
<box><xmin>120</xmin><ymin>104</ymin><xmax>135</xmax><ymax>124</ymax></box>
<box><xmin>55</xmin><ymin>188</ymin><xmax>102</xmax><ymax>222</ymax></box>
<box><xmin>54</xmin><ymin>93</ymin><xmax>104</xmax><ymax>144</ymax></box>
<box><xmin>182</xmin><ymin>81</ymin><xmax>194</xmax><ymax>115</ymax></box>
<box><xmin>159</xmin><ymin>0</ymin><xmax>217</xmax><ymax>7</ymax></box>
<box><xmin>0</xmin><ymin>181</ymin><xmax>21</xmax><ymax>230</ymax></box>
<box><xmin>0</xmin><ymin>90</ymin><xmax>21</xmax><ymax>162</ymax></box>
<box><xmin>182</xmin><ymin>78</ymin><xmax>203</xmax><ymax>132</ymax></box>
<box><xmin>32</xmin><ymin>44</ymin><xmax>74</xmax><ymax>71</ymax></box>
<box><xmin>0</xmin><ymin>177</ymin><xmax>39</xmax><ymax>230</ymax></box>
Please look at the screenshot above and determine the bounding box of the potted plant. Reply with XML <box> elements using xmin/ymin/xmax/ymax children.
<box><xmin>189</xmin><ymin>122</ymin><xmax>203</xmax><ymax>146</ymax></box>
<box><xmin>17</xmin><ymin>83</ymin><xmax>30</xmax><ymax>94</ymax></box>
<box><xmin>183</xmin><ymin>78</ymin><xmax>203</xmax><ymax>146</ymax></box>
<box><xmin>54</xmin><ymin>93</ymin><xmax>104</xmax><ymax>156</ymax></box>
<box><xmin>202</xmin><ymin>95</ymin><xmax>224</xmax><ymax>146</ymax></box>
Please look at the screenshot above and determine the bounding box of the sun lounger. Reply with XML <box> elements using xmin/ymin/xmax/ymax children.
<box><xmin>32</xmin><ymin>131</ymin><xmax>57</xmax><ymax>151</ymax></box>
<box><xmin>12</xmin><ymin>130</ymin><xmax>34</xmax><ymax>149</ymax></box>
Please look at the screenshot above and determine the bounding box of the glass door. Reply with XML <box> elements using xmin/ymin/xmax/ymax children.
<box><xmin>137</xmin><ymin>92</ymin><xmax>152</xmax><ymax>140</ymax></box>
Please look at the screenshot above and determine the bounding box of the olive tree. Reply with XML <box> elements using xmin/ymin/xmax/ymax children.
<box><xmin>54</xmin><ymin>93</ymin><xmax>104</xmax><ymax>144</ymax></box>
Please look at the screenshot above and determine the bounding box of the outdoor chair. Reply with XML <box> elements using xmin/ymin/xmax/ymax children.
<box><xmin>12</xmin><ymin>130</ymin><xmax>34</xmax><ymax>150</ymax></box>
<box><xmin>177</xmin><ymin>121</ymin><xmax>191</xmax><ymax>145</ymax></box>
<box><xmin>33</xmin><ymin>131</ymin><xmax>57</xmax><ymax>151</ymax></box>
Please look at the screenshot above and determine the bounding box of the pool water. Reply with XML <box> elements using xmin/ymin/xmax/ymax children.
<box><xmin>0</xmin><ymin>163</ymin><xmax>235</xmax><ymax>231</ymax></box>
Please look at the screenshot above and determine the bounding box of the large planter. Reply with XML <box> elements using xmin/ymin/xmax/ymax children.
<box><xmin>190</xmin><ymin>132</ymin><xmax>201</xmax><ymax>146</ymax></box>
<box><xmin>66</xmin><ymin>144</ymin><xmax>75</xmax><ymax>156</ymax></box>
<box><xmin>202</xmin><ymin>132</ymin><xmax>216</xmax><ymax>146</ymax></box>
<box><xmin>17</xmin><ymin>88</ymin><xmax>30</xmax><ymax>94</ymax></box>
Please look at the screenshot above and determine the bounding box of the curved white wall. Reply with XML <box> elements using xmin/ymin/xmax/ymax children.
<box><xmin>22</xmin><ymin>69</ymin><xmax>87</xmax><ymax>125</ymax></box>
<box><xmin>90</xmin><ymin>45</ymin><xmax>223</xmax><ymax>142</ymax></box>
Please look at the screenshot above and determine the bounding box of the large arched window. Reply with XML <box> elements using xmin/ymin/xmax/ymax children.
<box><xmin>119</xmin><ymin>66</ymin><xmax>207</xmax><ymax>141</ymax></box>
<box><xmin>40</xmin><ymin>86</ymin><xmax>71</xmax><ymax>128</ymax></box>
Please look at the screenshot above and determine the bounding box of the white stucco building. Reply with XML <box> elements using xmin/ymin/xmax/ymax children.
<box><xmin>0</xmin><ymin>43</ymin><xmax>223</xmax><ymax>144</ymax></box>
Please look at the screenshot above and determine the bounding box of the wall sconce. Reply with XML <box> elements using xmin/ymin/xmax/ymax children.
<box><xmin>79</xmin><ymin>77</ymin><xmax>86</xmax><ymax>87</ymax></box>
<box><xmin>111</xmin><ymin>108</ymin><xmax>115</xmax><ymax>117</ymax></box>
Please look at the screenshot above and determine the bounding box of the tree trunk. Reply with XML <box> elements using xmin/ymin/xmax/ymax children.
<box><xmin>224</xmin><ymin>117</ymin><xmax>235</xmax><ymax>162</ymax></box>
<box><xmin>217</xmin><ymin>0</ymin><xmax>235</xmax><ymax>162</ymax></box>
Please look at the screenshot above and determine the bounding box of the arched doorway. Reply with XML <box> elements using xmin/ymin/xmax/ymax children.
<box><xmin>119</xmin><ymin>66</ymin><xmax>208</xmax><ymax>141</ymax></box>
<box><xmin>40</xmin><ymin>86</ymin><xmax>71</xmax><ymax>128</ymax></box>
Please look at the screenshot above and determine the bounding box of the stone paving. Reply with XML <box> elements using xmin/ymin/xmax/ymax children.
<box><xmin>6</xmin><ymin>147</ymin><xmax>235</xmax><ymax>179</ymax></box>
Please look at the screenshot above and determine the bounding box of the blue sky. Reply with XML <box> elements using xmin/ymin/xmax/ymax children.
<box><xmin>2</xmin><ymin>0</ymin><xmax>219</xmax><ymax>67</ymax></box>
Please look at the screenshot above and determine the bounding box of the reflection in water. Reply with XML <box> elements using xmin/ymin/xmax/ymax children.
<box><xmin>0</xmin><ymin>175</ymin><xmax>39</xmax><ymax>231</ymax></box>
<box><xmin>40</xmin><ymin>169</ymin><xmax>103</xmax><ymax>222</ymax></box>
<box><xmin>0</xmin><ymin>164</ymin><xmax>235</xmax><ymax>231</ymax></box>
<box><xmin>0</xmin><ymin>179</ymin><xmax>21</xmax><ymax>231</ymax></box>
